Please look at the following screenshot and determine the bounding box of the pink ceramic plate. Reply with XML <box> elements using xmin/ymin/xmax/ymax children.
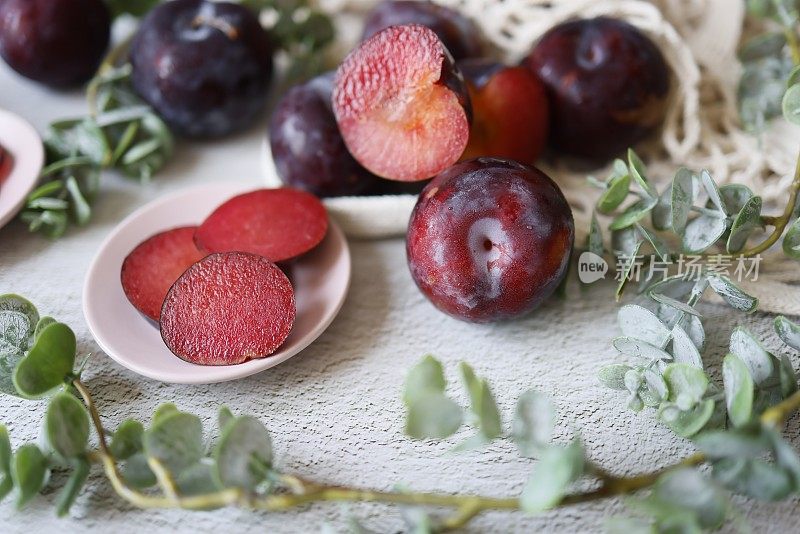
<box><xmin>83</xmin><ymin>183</ymin><xmax>351</xmax><ymax>384</ymax></box>
<box><xmin>0</xmin><ymin>109</ymin><xmax>44</xmax><ymax>230</ymax></box>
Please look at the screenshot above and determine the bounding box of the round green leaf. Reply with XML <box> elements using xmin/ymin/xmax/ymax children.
<box><xmin>722</xmin><ymin>354</ymin><xmax>754</xmax><ymax>427</ymax></box>
<box><xmin>611</xmin><ymin>226</ymin><xmax>642</xmax><ymax>256</ymax></box>
<box><xmin>730</xmin><ymin>327</ymin><xmax>774</xmax><ymax>384</ymax></box>
<box><xmin>46</xmin><ymin>392</ymin><xmax>89</xmax><ymax>459</ymax></box>
<box><xmin>520</xmin><ymin>440</ymin><xmax>585</xmax><ymax>513</ymax></box>
<box><xmin>598</xmin><ymin>364</ymin><xmax>633</xmax><ymax>391</ymax></box>
<box><xmin>214</xmin><ymin>416</ymin><xmax>273</xmax><ymax>490</ymax></box>
<box><xmin>459</xmin><ymin>362</ymin><xmax>501</xmax><ymax>440</ymax></box>
<box><xmin>110</xmin><ymin>419</ymin><xmax>144</xmax><ymax>460</ymax></box>
<box><xmin>682</xmin><ymin>214</ymin><xmax>727</xmax><ymax>254</ymax></box>
<box><xmin>121</xmin><ymin>452</ymin><xmax>156</xmax><ymax>489</ymax></box>
<box><xmin>783</xmin><ymin>217</ymin><xmax>800</xmax><ymax>259</ymax></box>
<box><xmin>152</xmin><ymin>403</ymin><xmax>178</xmax><ymax>425</ymax></box>
<box><xmin>0</xmin><ymin>295</ymin><xmax>39</xmax><ymax>335</ymax></box>
<box><xmin>708</xmin><ymin>274</ymin><xmax>758</xmax><ymax>313</ymax></box>
<box><xmin>405</xmin><ymin>392</ymin><xmax>463</xmax><ymax>440</ymax></box>
<box><xmin>613</xmin><ymin>337</ymin><xmax>673</xmax><ymax>363</ymax></box>
<box><xmin>56</xmin><ymin>458</ymin><xmax>90</xmax><ymax>517</ymax></box>
<box><xmin>618</xmin><ymin>304</ymin><xmax>671</xmax><ymax>348</ymax></box>
<box><xmin>783</xmin><ymin>83</ymin><xmax>800</xmax><ymax>125</ymax></box>
<box><xmin>671</xmin><ymin>324</ymin><xmax>703</xmax><ymax>368</ymax></box>
<box><xmin>512</xmin><ymin>390</ymin><xmax>555</xmax><ymax>457</ymax></box>
<box><xmin>660</xmin><ymin>399</ymin><xmax>715</xmax><ymax>437</ymax></box>
<box><xmin>404</xmin><ymin>355</ymin><xmax>446</xmax><ymax>405</ymax></box>
<box><xmin>695</xmin><ymin>428</ymin><xmax>770</xmax><ymax>459</ymax></box>
<box><xmin>143</xmin><ymin>411</ymin><xmax>203</xmax><ymax>476</ymax></box>
<box><xmin>597</xmin><ymin>173</ymin><xmax>631</xmax><ymax>214</ymax></box>
<box><xmin>627</xmin><ymin>149</ymin><xmax>657</xmax><ymax>199</ymax></box>
<box><xmin>0</xmin><ymin>311</ymin><xmax>32</xmax><ymax>350</ymax></box>
<box><xmin>11</xmin><ymin>444</ymin><xmax>48</xmax><ymax>508</ymax></box>
<box><xmin>12</xmin><ymin>322</ymin><xmax>76</xmax><ymax>399</ymax></box>
<box><xmin>716</xmin><ymin>184</ymin><xmax>753</xmax><ymax>215</ymax></box>
<box><xmin>651</xmin><ymin>183</ymin><xmax>673</xmax><ymax>230</ymax></box>
<box><xmin>726</xmin><ymin>196</ymin><xmax>762</xmax><ymax>253</ymax></box>
<box><xmin>652</xmin><ymin>468</ymin><xmax>728</xmax><ymax>529</ymax></box>
<box><xmin>635</xmin><ymin>224</ymin><xmax>670</xmax><ymax>261</ymax></box>
<box><xmin>177</xmin><ymin>461</ymin><xmax>222</xmax><ymax>501</ymax></box>
<box><xmin>0</xmin><ymin>425</ymin><xmax>10</xmax><ymax>476</ymax></box>
<box><xmin>700</xmin><ymin>170</ymin><xmax>728</xmax><ymax>215</ymax></box>
<box><xmin>717</xmin><ymin>458</ymin><xmax>793</xmax><ymax>501</ymax></box>
<box><xmin>663</xmin><ymin>364</ymin><xmax>709</xmax><ymax>403</ymax></box>
<box><xmin>775</xmin><ymin>316</ymin><xmax>800</xmax><ymax>351</ymax></box>
<box><xmin>609</xmin><ymin>197</ymin><xmax>657</xmax><ymax>231</ymax></box>
<box><xmin>33</xmin><ymin>317</ymin><xmax>56</xmax><ymax>341</ymax></box>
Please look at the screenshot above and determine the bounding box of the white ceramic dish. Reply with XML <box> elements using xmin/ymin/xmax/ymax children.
<box><xmin>0</xmin><ymin>108</ymin><xmax>44</xmax><ymax>230</ymax></box>
<box><xmin>83</xmin><ymin>183</ymin><xmax>351</xmax><ymax>384</ymax></box>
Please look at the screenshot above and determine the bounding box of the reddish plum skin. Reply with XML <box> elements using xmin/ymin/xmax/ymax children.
<box><xmin>361</xmin><ymin>0</ymin><xmax>483</xmax><ymax>61</ymax></box>
<box><xmin>0</xmin><ymin>0</ymin><xmax>110</xmax><ymax>88</ymax></box>
<box><xmin>523</xmin><ymin>17</ymin><xmax>669</xmax><ymax>161</ymax></box>
<box><xmin>130</xmin><ymin>0</ymin><xmax>273</xmax><ymax>137</ymax></box>
<box><xmin>458</xmin><ymin>59</ymin><xmax>549</xmax><ymax>165</ymax></box>
<box><xmin>407</xmin><ymin>158</ymin><xmax>574</xmax><ymax>323</ymax></box>
<box><xmin>269</xmin><ymin>73</ymin><xmax>378</xmax><ymax>197</ymax></box>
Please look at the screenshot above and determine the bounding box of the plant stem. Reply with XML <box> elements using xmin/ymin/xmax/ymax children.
<box><xmin>68</xmin><ymin>376</ymin><xmax>800</xmax><ymax>530</ymax></box>
<box><xmin>785</xmin><ymin>25</ymin><xmax>800</xmax><ymax>65</ymax></box>
<box><xmin>742</xmin><ymin>147</ymin><xmax>800</xmax><ymax>257</ymax></box>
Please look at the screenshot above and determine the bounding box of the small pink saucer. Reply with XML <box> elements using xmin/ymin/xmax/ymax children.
<box><xmin>0</xmin><ymin>108</ymin><xmax>44</xmax><ymax>230</ymax></box>
<box><xmin>83</xmin><ymin>183</ymin><xmax>351</xmax><ymax>384</ymax></box>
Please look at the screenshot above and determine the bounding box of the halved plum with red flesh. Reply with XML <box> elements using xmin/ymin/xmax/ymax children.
<box><xmin>121</xmin><ymin>226</ymin><xmax>206</xmax><ymax>321</ymax></box>
<box><xmin>332</xmin><ymin>24</ymin><xmax>471</xmax><ymax>182</ymax></box>
<box><xmin>194</xmin><ymin>188</ymin><xmax>328</xmax><ymax>262</ymax></box>
<box><xmin>160</xmin><ymin>252</ymin><xmax>296</xmax><ymax>366</ymax></box>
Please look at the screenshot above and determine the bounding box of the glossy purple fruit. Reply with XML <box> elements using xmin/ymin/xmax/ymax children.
<box><xmin>269</xmin><ymin>73</ymin><xmax>378</xmax><ymax>197</ymax></box>
<box><xmin>523</xmin><ymin>17</ymin><xmax>670</xmax><ymax>161</ymax></box>
<box><xmin>406</xmin><ymin>158</ymin><xmax>574</xmax><ymax>323</ymax></box>
<box><xmin>0</xmin><ymin>0</ymin><xmax>110</xmax><ymax>88</ymax></box>
<box><xmin>361</xmin><ymin>0</ymin><xmax>482</xmax><ymax>61</ymax></box>
<box><xmin>130</xmin><ymin>0</ymin><xmax>273</xmax><ymax>137</ymax></box>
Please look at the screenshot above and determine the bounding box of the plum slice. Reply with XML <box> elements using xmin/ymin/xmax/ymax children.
<box><xmin>121</xmin><ymin>226</ymin><xmax>206</xmax><ymax>321</ymax></box>
<box><xmin>194</xmin><ymin>188</ymin><xmax>328</xmax><ymax>262</ymax></box>
<box><xmin>332</xmin><ymin>24</ymin><xmax>471</xmax><ymax>182</ymax></box>
<box><xmin>160</xmin><ymin>252</ymin><xmax>296</xmax><ymax>366</ymax></box>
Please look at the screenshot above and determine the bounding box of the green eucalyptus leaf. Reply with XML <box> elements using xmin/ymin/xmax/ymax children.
<box><xmin>650</xmin><ymin>293</ymin><xmax>701</xmax><ymax>317</ymax></box>
<box><xmin>609</xmin><ymin>197</ymin><xmax>657</xmax><ymax>231</ymax></box>
<box><xmin>0</xmin><ymin>295</ymin><xmax>39</xmax><ymax>336</ymax></box>
<box><xmin>651</xmin><ymin>468</ymin><xmax>728</xmax><ymax>529</ymax></box>
<box><xmin>214</xmin><ymin>416</ymin><xmax>272</xmax><ymax>490</ymax></box>
<box><xmin>611</xmin><ymin>226</ymin><xmax>642</xmax><ymax>257</ymax></box>
<box><xmin>33</xmin><ymin>317</ymin><xmax>56</xmax><ymax>341</ymax></box>
<box><xmin>218</xmin><ymin>406</ymin><xmax>235</xmax><ymax>431</ymax></box>
<box><xmin>177</xmin><ymin>461</ymin><xmax>222</xmax><ymax>500</ymax></box>
<box><xmin>11</xmin><ymin>444</ymin><xmax>48</xmax><ymax>508</ymax></box>
<box><xmin>618</xmin><ymin>304</ymin><xmax>671</xmax><ymax>348</ymax></box>
<box><xmin>459</xmin><ymin>363</ymin><xmax>501</xmax><ymax>439</ymax></box>
<box><xmin>682</xmin><ymin>215</ymin><xmax>727</xmax><ymax>254</ymax></box>
<box><xmin>110</xmin><ymin>419</ymin><xmax>144</xmax><ymax>460</ymax></box>
<box><xmin>451</xmin><ymin>433</ymin><xmax>490</xmax><ymax>453</ymax></box>
<box><xmin>778</xmin><ymin>353</ymin><xmax>799</xmax><ymax>397</ymax></box>
<box><xmin>652</xmin><ymin>183</ymin><xmax>673</xmax><ymax>230</ymax></box>
<box><xmin>404</xmin><ymin>355</ymin><xmax>446</xmax><ymax>405</ymax></box>
<box><xmin>708</xmin><ymin>274</ymin><xmax>758</xmax><ymax>313</ymax></box>
<box><xmin>671</xmin><ymin>168</ymin><xmax>694</xmax><ymax>234</ymax></box>
<box><xmin>722</xmin><ymin>354</ymin><xmax>754</xmax><ymax>427</ymax></box>
<box><xmin>730</xmin><ymin>327</ymin><xmax>774</xmax><ymax>384</ymax></box>
<box><xmin>784</xmin><ymin>217</ymin><xmax>800</xmax><ymax>259</ymax></box>
<box><xmin>152</xmin><ymin>403</ymin><xmax>178</xmax><ymax>425</ymax></box>
<box><xmin>659</xmin><ymin>399</ymin><xmax>715</xmax><ymax>437</ymax></box>
<box><xmin>597</xmin><ymin>173</ymin><xmax>631</xmax><ymax>214</ymax></box>
<box><xmin>0</xmin><ymin>425</ymin><xmax>10</xmax><ymax>476</ymax></box>
<box><xmin>718</xmin><ymin>184</ymin><xmax>754</xmax><ymax>215</ymax></box>
<box><xmin>627</xmin><ymin>149</ymin><xmax>657</xmax><ymax>199</ymax></box>
<box><xmin>664</xmin><ymin>364</ymin><xmax>709</xmax><ymax>404</ymax></box>
<box><xmin>520</xmin><ymin>440</ymin><xmax>585</xmax><ymax>514</ymax></box>
<box><xmin>143</xmin><ymin>411</ymin><xmax>204</xmax><ymax>476</ymax></box>
<box><xmin>695</xmin><ymin>427</ymin><xmax>770</xmax><ymax>459</ymax></box>
<box><xmin>700</xmin><ymin>170</ymin><xmax>727</xmax><ymax>215</ymax></box>
<box><xmin>405</xmin><ymin>392</ymin><xmax>463</xmax><ymax>440</ymax></box>
<box><xmin>587</xmin><ymin>212</ymin><xmax>604</xmax><ymax>257</ymax></box>
<box><xmin>46</xmin><ymin>392</ymin><xmax>89</xmax><ymax>459</ymax></box>
<box><xmin>765</xmin><ymin>428</ymin><xmax>800</xmax><ymax>488</ymax></box>
<box><xmin>13</xmin><ymin>322</ymin><xmax>76</xmax><ymax>399</ymax></box>
<box><xmin>642</xmin><ymin>369</ymin><xmax>668</xmax><ymax>405</ymax></box>
<box><xmin>56</xmin><ymin>458</ymin><xmax>90</xmax><ymax>517</ymax></box>
<box><xmin>775</xmin><ymin>316</ymin><xmax>800</xmax><ymax>351</ymax></box>
<box><xmin>783</xmin><ymin>83</ymin><xmax>800</xmax><ymax>125</ymax></box>
<box><xmin>512</xmin><ymin>390</ymin><xmax>555</xmax><ymax>456</ymax></box>
<box><xmin>121</xmin><ymin>452</ymin><xmax>156</xmax><ymax>488</ymax></box>
<box><xmin>598</xmin><ymin>364</ymin><xmax>633</xmax><ymax>390</ymax></box>
<box><xmin>0</xmin><ymin>311</ymin><xmax>30</xmax><ymax>352</ymax></box>
<box><xmin>613</xmin><ymin>337</ymin><xmax>673</xmax><ymax>363</ymax></box>
<box><xmin>671</xmin><ymin>324</ymin><xmax>703</xmax><ymax>368</ymax></box>
<box><xmin>635</xmin><ymin>224</ymin><xmax>670</xmax><ymax>262</ymax></box>
<box><xmin>715</xmin><ymin>458</ymin><xmax>793</xmax><ymax>501</ymax></box>
<box><xmin>738</xmin><ymin>56</ymin><xmax>793</xmax><ymax>131</ymax></box>
<box><xmin>726</xmin><ymin>196</ymin><xmax>762</xmax><ymax>253</ymax></box>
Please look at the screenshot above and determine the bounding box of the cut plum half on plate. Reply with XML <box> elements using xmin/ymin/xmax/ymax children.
<box><xmin>194</xmin><ymin>188</ymin><xmax>328</xmax><ymax>262</ymax></box>
<box><xmin>120</xmin><ymin>226</ymin><xmax>206</xmax><ymax>321</ymax></box>
<box><xmin>160</xmin><ymin>252</ymin><xmax>296</xmax><ymax>366</ymax></box>
<box><xmin>332</xmin><ymin>24</ymin><xmax>471</xmax><ymax>182</ymax></box>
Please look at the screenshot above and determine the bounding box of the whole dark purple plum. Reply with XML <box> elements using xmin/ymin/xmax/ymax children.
<box><xmin>130</xmin><ymin>0</ymin><xmax>273</xmax><ymax>137</ymax></box>
<box><xmin>361</xmin><ymin>0</ymin><xmax>482</xmax><ymax>61</ymax></box>
<box><xmin>269</xmin><ymin>73</ymin><xmax>378</xmax><ymax>197</ymax></box>
<box><xmin>0</xmin><ymin>0</ymin><xmax>110</xmax><ymax>88</ymax></box>
<box><xmin>523</xmin><ymin>17</ymin><xmax>670</xmax><ymax>161</ymax></box>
